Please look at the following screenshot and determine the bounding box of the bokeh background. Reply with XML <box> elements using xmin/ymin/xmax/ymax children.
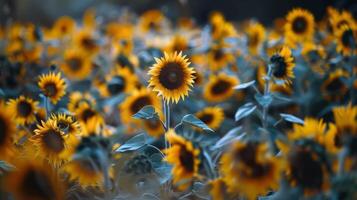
<box><xmin>1</xmin><ymin>0</ymin><xmax>356</xmax><ymax>26</ymax></box>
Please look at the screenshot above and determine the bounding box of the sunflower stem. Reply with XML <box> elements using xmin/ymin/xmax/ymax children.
<box><xmin>338</xmin><ymin>145</ymin><xmax>349</xmax><ymax>175</ymax></box>
<box><xmin>164</xmin><ymin>101</ymin><xmax>171</xmax><ymax>149</ymax></box>
<box><xmin>45</xmin><ymin>96</ymin><xmax>50</xmax><ymax>119</ymax></box>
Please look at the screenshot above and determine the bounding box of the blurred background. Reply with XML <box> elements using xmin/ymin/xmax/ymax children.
<box><xmin>1</xmin><ymin>0</ymin><xmax>356</xmax><ymax>26</ymax></box>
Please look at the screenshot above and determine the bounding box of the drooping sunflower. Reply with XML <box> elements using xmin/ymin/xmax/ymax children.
<box><xmin>6</xmin><ymin>160</ymin><xmax>65</xmax><ymax>200</ymax></box>
<box><xmin>335</xmin><ymin>25</ymin><xmax>356</xmax><ymax>56</ymax></box>
<box><xmin>148</xmin><ymin>51</ymin><xmax>195</xmax><ymax>103</ymax></box>
<box><xmin>285</xmin><ymin>8</ymin><xmax>315</xmax><ymax>44</ymax></box>
<box><xmin>38</xmin><ymin>72</ymin><xmax>67</xmax><ymax>104</ymax></box>
<box><xmin>60</xmin><ymin>49</ymin><xmax>92</xmax><ymax>80</ymax></box>
<box><xmin>73</xmin><ymin>29</ymin><xmax>99</xmax><ymax>55</ymax></box>
<box><xmin>7</xmin><ymin>96</ymin><xmax>39</xmax><ymax>125</ymax></box>
<box><xmin>52</xmin><ymin>16</ymin><xmax>76</xmax><ymax>37</ymax></box>
<box><xmin>0</xmin><ymin>101</ymin><xmax>16</xmax><ymax>159</ymax></box>
<box><xmin>220</xmin><ymin>141</ymin><xmax>283</xmax><ymax>200</ymax></box>
<box><xmin>321</xmin><ymin>69</ymin><xmax>349</xmax><ymax>101</ymax></box>
<box><xmin>119</xmin><ymin>88</ymin><xmax>161</xmax><ymax>126</ymax></box>
<box><xmin>31</xmin><ymin>120</ymin><xmax>71</xmax><ymax>166</ymax></box>
<box><xmin>165</xmin><ymin>129</ymin><xmax>200</xmax><ymax>190</ymax></box>
<box><xmin>269</xmin><ymin>46</ymin><xmax>295</xmax><ymax>83</ymax></box>
<box><xmin>207</xmin><ymin>44</ymin><xmax>235</xmax><ymax>71</ymax></box>
<box><xmin>203</xmin><ymin>73</ymin><xmax>239</xmax><ymax>102</ymax></box>
<box><xmin>67</xmin><ymin>91</ymin><xmax>96</xmax><ymax>113</ymax></box>
<box><xmin>195</xmin><ymin>106</ymin><xmax>225</xmax><ymax>130</ymax></box>
<box><xmin>246</xmin><ymin>22</ymin><xmax>266</xmax><ymax>55</ymax></box>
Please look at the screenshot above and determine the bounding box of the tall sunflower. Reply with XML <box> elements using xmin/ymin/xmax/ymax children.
<box><xmin>220</xmin><ymin>141</ymin><xmax>283</xmax><ymax>200</ymax></box>
<box><xmin>6</xmin><ymin>160</ymin><xmax>65</xmax><ymax>200</ymax></box>
<box><xmin>7</xmin><ymin>96</ymin><xmax>39</xmax><ymax>125</ymax></box>
<box><xmin>60</xmin><ymin>49</ymin><xmax>92</xmax><ymax>80</ymax></box>
<box><xmin>38</xmin><ymin>72</ymin><xmax>67</xmax><ymax>104</ymax></box>
<box><xmin>195</xmin><ymin>106</ymin><xmax>224</xmax><ymax>130</ymax></box>
<box><xmin>148</xmin><ymin>51</ymin><xmax>195</xmax><ymax>103</ymax></box>
<box><xmin>0</xmin><ymin>101</ymin><xmax>16</xmax><ymax>159</ymax></box>
<box><xmin>203</xmin><ymin>73</ymin><xmax>239</xmax><ymax>102</ymax></box>
<box><xmin>165</xmin><ymin>129</ymin><xmax>200</xmax><ymax>190</ymax></box>
<box><xmin>285</xmin><ymin>8</ymin><xmax>315</xmax><ymax>44</ymax></box>
<box><xmin>335</xmin><ymin>25</ymin><xmax>356</xmax><ymax>56</ymax></box>
<box><xmin>269</xmin><ymin>46</ymin><xmax>295</xmax><ymax>83</ymax></box>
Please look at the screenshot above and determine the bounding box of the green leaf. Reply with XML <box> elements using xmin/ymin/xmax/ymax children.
<box><xmin>233</xmin><ymin>80</ymin><xmax>256</xmax><ymax>90</ymax></box>
<box><xmin>181</xmin><ymin>114</ymin><xmax>214</xmax><ymax>132</ymax></box>
<box><xmin>132</xmin><ymin>105</ymin><xmax>159</xmax><ymax>120</ymax></box>
<box><xmin>255</xmin><ymin>93</ymin><xmax>273</xmax><ymax>108</ymax></box>
<box><xmin>280</xmin><ymin>113</ymin><xmax>304</xmax><ymax>125</ymax></box>
<box><xmin>115</xmin><ymin>133</ymin><xmax>148</xmax><ymax>153</ymax></box>
<box><xmin>0</xmin><ymin>160</ymin><xmax>15</xmax><ymax>174</ymax></box>
<box><xmin>235</xmin><ymin>103</ymin><xmax>257</xmax><ymax>122</ymax></box>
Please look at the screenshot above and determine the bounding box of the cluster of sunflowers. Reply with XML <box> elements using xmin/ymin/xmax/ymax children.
<box><xmin>0</xmin><ymin>5</ymin><xmax>356</xmax><ymax>200</ymax></box>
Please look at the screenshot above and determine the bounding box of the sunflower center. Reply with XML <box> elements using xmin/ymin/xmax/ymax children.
<box><xmin>158</xmin><ymin>62</ymin><xmax>185</xmax><ymax>90</ymax></box>
<box><xmin>107</xmin><ymin>76</ymin><xmax>126</xmax><ymax>95</ymax></box>
<box><xmin>334</xmin><ymin>134</ymin><xmax>343</xmax><ymax>148</ymax></box>
<box><xmin>58</xmin><ymin>120</ymin><xmax>70</xmax><ymax>133</ymax></box>
<box><xmin>248</xmin><ymin>33</ymin><xmax>259</xmax><ymax>47</ymax></box>
<box><xmin>289</xmin><ymin>148</ymin><xmax>323</xmax><ymax>189</ymax></box>
<box><xmin>130</xmin><ymin>96</ymin><xmax>152</xmax><ymax>114</ymax></box>
<box><xmin>337</xmin><ymin>20</ymin><xmax>348</xmax><ymax>29</ymax></box>
<box><xmin>198</xmin><ymin>113</ymin><xmax>214</xmax><ymax>125</ymax></box>
<box><xmin>325</xmin><ymin>78</ymin><xmax>345</xmax><ymax>92</ymax></box>
<box><xmin>211</xmin><ymin>80</ymin><xmax>231</xmax><ymax>95</ymax></box>
<box><xmin>0</xmin><ymin>117</ymin><xmax>7</xmax><ymax>145</ymax></box>
<box><xmin>145</xmin><ymin>118</ymin><xmax>161</xmax><ymax>129</ymax></box>
<box><xmin>242</xmin><ymin>162</ymin><xmax>271</xmax><ymax>178</ymax></box>
<box><xmin>179</xmin><ymin>146</ymin><xmax>194</xmax><ymax>172</ymax></box>
<box><xmin>81</xmin><ymin>37</ymin><xmax>97</xmax><ymax>50</ymax></box>
<box><xmin>213</xmin><ymin>49</ymin><xmax>224</xmax><ymax>61</ymax></box>
<box><xmin>44</xmin><ymin>83</ymin><xmax>58</xmax><ymax>97</ymax></box>
<box><xmin>271</xmin><ymin>55</ymin><xmax>287</xmax><ymax>78</ymax></box>
<box><xmin>235</xmin><ymin>143</ymin><xmax>257</xmax><ymax>166</ymax></box>
<box><xmin>21</xmin><ymin>169</ymin><xmax>55</xmax><ymax>199</ymax></box>
<box><xmin>42</xmin><ymin>130</ymin><xmax>64</xmax><ymax>153</ymax></box>
<box><xmin>17</xmin><ymin>101</ymin><xmax>32</xmax><ymax>117</ymax></box>
<box><xmin>67</xmin><ymin>57</ymin><xmax>82</xmax><ymax>72</ymax></box>
<box><xmin>292</xmin><ymin>17</ymin><xmax>307</xmax><ymax>34</ymax></box>
<box><xmin>341</xmin><ymin>29</ymin><xmax>354</xmax><ymax>47</ymax></box>
<box><xmin>81</xmin><ymin>109</ymin><xmax>96</xmax><ymax>122</ymax></box>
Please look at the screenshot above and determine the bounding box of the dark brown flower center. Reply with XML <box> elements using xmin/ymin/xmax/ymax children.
<box><xmin>44</xmin><ymin>83</ymin><xmax>58</xmax><ymax>97</ymax></box>
<box><xmin>325</xmin><ymin>77</ymin><xmax>345</xmax><ymax>92</ymax></box>
<box><xmin>42</xmin><ymin>130</ymin><xmax>64</xmax><ymax>153</ymax></box>
<box><xmin>292</xmin><ymin>17</ymin><xmax>308</xmax><ymax>34</ymax></box>
<box><xmin>66</xmin><ymin>57</ymin><xmax>82</xmax><ymax>72</ymax></box>
<box><xmin>107</xmin><ymin>76</ymin><xmax>126</xmax><ymax>95</ymax></box>
<box><xmin>234</xmin><ymin>143</ymin><xmax>257</xmax><ymax>166</ymax></box>
<box><xmin>179</xmin><ymin>146</ymin><xmax>195</xmax><ymax>172</ymax></box>
<box><xmin>81</xmin><ymin>108</ymin><xmax>96</xmax><ymax>122</ymax></box>
<box><xmin>341</xmin><ymin>29</ymin><xmax>354</xmax><ymax>47</ymax></box>
<box><xmin>271</xmin><ymin>55</ymin><xmax>287</xmax><ymax>78</ymax></box>
<box><xmin>211</xmin><ymin>79</ymin><xmax>232</xmax><ymax>95</ymax></box>
<box><xmin>213</xmin><ymin>49</ymin><xmax>224</xmax><ymax>61</ymax></box>
<box><xmin>130</xmin><ymin>96</ymin><xmax>152</xmax><ymax>114</ymax></box>
<box><xmin>158</xmin><ymin>62</ymin><xmax>185</xmax><ymax>90</ymax></box>
<box><xmin>248</xmin><ymin>33</ymin><xmax>259</xmax><ymax>47</ymax></box>
<box><xmin>0</xmin><ymin>117</ymin><xmax>7</xmax><ymax>145</ymax></box>
<box><xmin>21</xmin><ymin>169</ymin><xmax>55</xmax><ymax>199</ymax></box>
<box><xmin>17</xmin><ymin>101</ymin><xmax>32</xmax><ymax>117</ymax></box>
<box><xmin>198</xmin><ymin>113</ymin><xmax>214</xmax><ymax>125</ymax></box>
<box><xmin>81</xmin><ymin>37</ymin><xmax>97</xmax><ymax>51</ymax></box>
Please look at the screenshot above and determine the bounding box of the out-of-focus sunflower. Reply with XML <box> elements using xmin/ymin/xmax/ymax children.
<box><xmin>301</xmin><ymin>42</ymin><xmax>327</xmax><ymax>74</ymax></box>
<box><xmin>52</xmin><ymin>16</ymin><xmax>76</xmax><ymax>37</ymax></box>
<box><xmin>74</xmin><ymin>29</ymin><xmax>99</xmax><ymax>55</ymax></box>
<box><xmin>0</xmin><ymin>101</ymin><xmax>16</xmax><ymax>159</ymax></box>
<box><xmin>139</xmin><ymin>10</ymin><xmax>165</xmax><ymax>33</ymax></box>
<box><xmin>335</xmin><ymin>25</ymin><xmax>356</xmax><ymax>56</ymax></box>
<box><xmin>119</xmin><ymin>88</ymin><xmax>161</xmax><ymax>126</ymax></box>
<box><xmin>6</xmin><ymin>160</ymin><xmax>65</xmax><ymax>200</ymax></box>
<box><xmin>32</xmin><ymin>120</ymin><xmax>72</xmax><ymax>166</ymax></box>
<box><xmin>270</xmin><ymin>46</ymin><xmax>295</xmax><ymax>83</ymax></box>
<box><xmin>67</xmin><ymin>91</ymin><xmax>96</xmax><ymax>113</ymax></box>
<box><xmin>246</xmin><ymin>22</ymin><xmax>266</xmax><ymax>55</ymax></box>
<box><xmin>207</xmin><ymin>44</ymin><xmax>235</xmax><ymax>71</ymax></box>
<box><xmin>257</xmin><ymin>65</ymin><xmax>293</xmax><ymax>95</ymax></box>
<box><xmin>142</xmin><ymin>114</ymin><xmax>165</xmax><ymax>138</ymax></box>
<box><xmin>203</xmin><ymin>73</ymin><xmax>239</xmax><ymax>102</ymax></box>
<box><xmin>80</xmin><ymin>117</ymin><xmax>112</xmax><ymax>137</ymax></box>
<box><xmin>321</xmin><ymin>69</ymin><xmax>349</xmax><ymax>101</ymax></box>
<box><xmin>148</xmin><ymin>51</ymin><xmax>195</xmax><ymax>103</ymax></box>
<box><xmin>83</xmin><ymin>9</ymin><xmax>96</xmax><ymax>30</ymax></box>
<box><xmin>220</xmin><ymin>142</ymin><xmax>283</xmax><ymax>200</ymax></box>
<box><xmin>165</xmin><ymin>129</ymin><xmax>200</xmax><ymax>190</ymax></box>
<box><xmin>7</xmin><ymin>96</ymin><xmax>39</xmax><ymax>125</ymax></box>
<box><xmin>74</xmin><ymin>102</ymin><xmax>104</xmax><ymax>125</ymax></box>
<box><xmin>329</xmin><ymin>9</ymin><xmax>356</xmax><ymax>33</ymax></box>
<box><xmin>195</xmin><ymin>106</ymin><xmax>224</xmax><ymax>130</ymax></box>
<box><xmin>49</xmin><ymin>113</ymin><xmax>81</xmax><ymax>140</ymax></box>
<box><xmin>60</xmin><ymin>49</ymin><xmax>92</xmax><ymax>80</ymax></box>
<box><xmin>208</xmin><ymin>178</ymin><xmax>233</xmax><ymax>200</ymax></box>
<box><xmin>285</xmin><ymin>8</ymin><xmax>315</xmax><ymax>45</ymax></box>
<box><xmin>38</xmin><ymin>72</ymin><xmax>67</xmax><ymax>104</ymax></box>
<box><xmin>166</xmin><ymin>35</ymin><xmax>189</xmax><ymax>53</ymax></box>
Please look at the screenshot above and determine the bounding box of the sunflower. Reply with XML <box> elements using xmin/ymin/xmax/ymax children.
<box><xmin>166</xmin><ymin>35</ymin><xmax>189</xmax><ymax>53</ymax></box>
<box><xmin>74</xmin><ymin>29</ymin><xmax>99</xmax><ymax>55</ymax></box>
<box><xmin>220</xmin><ymin>141</ymin><xmax>283</xmax><ymax>200</ymax></box>
<box><xmin>31</xmin><ymin>120</ymin><xmax>72</xmax><ymax>166</ymax></box>
<box><xmin>67</xmin><ymin>91</ymin><xmax>96</xmax><ymax>113</ymax></box>
<box><xmin>301</xmin><ymin>42</ymin><xmax>327</xmax><ymax>73</ymax></box>
<box><xmin>208</xmin><ymin>178</ymin><xmax>233</xmax><ymax>200</ymax></box>
<box><xmin>195</xmin><ymin>106</ymin><xmax>224</xmax><ymax>130</ymax></box>
<box><xmin>256</xmin><ymin>65</ymin><xmax>293</xmax><ymax>95</ymax></box>
<box><xmin>285</xmin><ymin>8</ymin><xmax>315</xmax><ymax>44</ymax></box>
<box><xmin>203</xmin><ymin>73</ymin><xmax>239</xmax><ymax>103</ymax></box>
<box><xmin>335</xmin><ymin>25</ymin><xmax>356</xmax><ymax>56</ymax></box>
<box><xmin>119</xmin><ymin>88</ymin><xmax>161</xmax><ymax>126</ymax></box>
<box><xmin>321</xmin><ymin>69</ymin><xmax>349</xmax><ymax>101</ymax></box>
<box><xmin>7</xmin><ymin>96</ymin><xmax>39</xmax><ymax>125</ymax></box>
<box><xmin>139</xmin><ymin>9</ymin><xmax>165</xmax><ymax>33</ymax></box>
<box><xmin>142</xmin><ymin>114</ymin><xmax>165</xmax><ymax>138</ymax></box>
<box><xmin>60</xmin><ymin>49</ymin><xmax>92</xmax><ymax>80</ymax></box>
<box><xmin>246</xmin><ymin>22</ymin><xmax>266</xmax><ymax>55</ymax></box>
<box><xmin>6</xmin><ymin>160</ymin><xmax>65</xmax><ymax>200</ymax></box>
<box><xmin>329</xmin><ymin>10</ymin><xmax>356</xmax><ymax>33</ymax></box>
<box><xmin>74</xmin><ymin>102</ymin><xmax>104</xmax><ymax>125</ymax></box>
<box><xmin>165</xmin><ymin>129</ymin><xmax>200</xmax><ymax>190</ymax></box>
<box><xmin>207</xmin><ymin>45</ymin><xmax>235</xmax><ymax>71</ymax></box>
<box><xmin>52</xmin><ymin>16</ymin><xmax>76</xmax><ymax>37</ymax></box>
<box><xmin>148</xmin><ymin>51</ymin><xmax>195</xmax><ymax>103</ymax></box>
<box><xmin>38</xmin><ymin>72</ymin><xmax>67</xmax><ymax>104</ymax></box>
<box><xmin>0</xmin><ymin>101</ymin><xmax>16</xmax><ymax>159</ymax></box>
<box><xmin>49</xmin><ymin>113</ymin><xmax>81</xmax><ymax>140</ymax></box>
<box><xmin>269</xmin><ymin>46</ymin><xmax>295</xmax><ymax>83</ymax></box>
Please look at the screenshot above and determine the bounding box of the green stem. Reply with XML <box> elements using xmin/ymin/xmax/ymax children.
<box><xmin>45</xmin><ymin>97</ymin><xmax>50</xmax><ymax>119</ymax></box>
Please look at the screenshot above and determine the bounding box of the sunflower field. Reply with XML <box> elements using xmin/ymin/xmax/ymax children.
<box><xmin>0</xmin><ymin>3</ymin><xmax>357</xmax><ymax>200</ymax></box>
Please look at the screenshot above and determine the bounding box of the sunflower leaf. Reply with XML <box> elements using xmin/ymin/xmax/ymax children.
<box><xmin>255</xmin><ymin>93</ymin><xmax>273</xmax><ymax>108</ymax></box>
<box><xmin>181</xmin><ymin>114</ymin><xmax>214</xmax><ymax>132</ymax></box>
<box><xmin>115</xmin><ymin>133</ymin><xmax>147</xmax><ymax>153</ymax></box>
<box><xmin>132</xmin><ymin>105</ymin><xmax>159</xmax><ymax>120</ymax></box>
<box><xmin>280</xmin><ymin>113</ymin><xmax>304</xmax><ymax>125</ymax></box>
<box><xmin>235</xmin><ymin>103</ymin><xmax>257</xmax><ymax>122</ymax></box>
<box><xmin>212</xmin><ymin>126</ymin><xmax>243</xmax><ymax>149</ymax></box>
<box><xmin>233</xmin><ymin>80</ymin><xmax>256</xmax><ymax>90</ymax></box>
<box><xmin>0</xmin><ymin>160</ymin><xmax>15</xmax><ymax>174</ymax></box>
